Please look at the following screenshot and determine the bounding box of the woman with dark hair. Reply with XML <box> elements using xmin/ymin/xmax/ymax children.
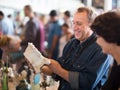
<box><xmin>91</xmin><ymin>10</ymin><xmax>120</xmax><ymax>90</ymax></box>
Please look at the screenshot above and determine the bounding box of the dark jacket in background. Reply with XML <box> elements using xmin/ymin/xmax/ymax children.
<box><xmin>21</xmin><ymin>17</ymin><xmax>40</xmax><ymax>51</ymax></box>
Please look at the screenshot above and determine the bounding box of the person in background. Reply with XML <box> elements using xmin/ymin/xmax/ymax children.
<box><xmin>7</xmin><ymin>14</ymin><xmax>16</xmax><ymax>30</ymax></box>
<box><xmin>33</xmin><ymin>12</ymin><xmax>45</xmax><ymax>54</ymax></box>
<box><xmin>59</xmin><ymin>23</ymin><xmax>72</xmax><ymax>57</ymax></box>
<box><xmin>39</xmin><ymin>14</ymin><xmax>45</xmax><ymax>54</ymax></box>
<box><xmin>63</xmin><ymin>10</ymin><xmax>73</xmax><ymax>34</ymax></box>
<box><xmin>39</xmin><ymin>7</ymin><xmax>112</xmax><ymax>90</ymax></box>
<box><xmin>0</xmin><ymin>35</ymin><xmax>9</xmax><ymax>67</ymax></box>
<box><xmin>91</xmin><ymin>10</ymin><xmax>120</xmax><ymax>90</ymax></box>
<box><xmin>47</xmin><ymin>10</ymin><xmax>61</xmax><ymax>59</ymax></box>
<box><xmin>21</xmin><ymin>5</ymin><xmax>40</xmax><ymax>51</ymax></box>
<box><xmin>0</xmin><ymin>11</ymin><xmax>15</xmax><ymax>35</ymax></box>
<box><xmin>14</xmin><ymin>12</ymin><xmax>24</xmax><ymax>36</ymax></box>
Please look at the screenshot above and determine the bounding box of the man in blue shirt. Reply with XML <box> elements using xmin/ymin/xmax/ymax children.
<box><xmin>0</xmin><ymin>11</ymin><xmax>15</xmax><ymax>35</ymax></box>
<box><xmin>47</xmin><ymin>10</ymin><xmax>61</xmax><ymax>59</ymax></box>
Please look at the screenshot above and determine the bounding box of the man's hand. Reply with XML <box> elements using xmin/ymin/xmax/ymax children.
<box><xmin>48</xmin><ymin>60</ymin><xmax>62</xmax><ymax>74</ymax></box>
<box><xmin>48</xmin><ymin>59</ymin><xmax>69</xmax><ymax>82</ymax></box>
<box><xmin>40</xmin><ymin>60</ymin><xmax>63</xmax><ymax>76</ymax></box>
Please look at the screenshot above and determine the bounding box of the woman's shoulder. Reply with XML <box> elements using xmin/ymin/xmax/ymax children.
<box><xmin>102</xmin><ymin>61</ymin><xmax>120</xmax><ymax>90</ymax></box>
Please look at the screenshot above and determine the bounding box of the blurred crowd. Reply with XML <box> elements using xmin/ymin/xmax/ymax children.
<box><xmin>1</xmin><ymin>4</ymin><xmax>118</xmax><ymax>90</ymax></box>
<box><xmin>0</xmin><ymin>4</ymin><xmax>77</xmax><ymax>90</ymax></box>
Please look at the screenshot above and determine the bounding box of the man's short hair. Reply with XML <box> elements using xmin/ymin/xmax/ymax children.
<box><xmin>77</xmin><ymin>7</ymin><xmax>97</xmax><ymax>23</ymax></box>
<box><xmin>64</xmin><ymin>10</ymin><xmax>71</xmax><ymax>17</ymax></box>
<box><xmin>24</xmin><ymin>5</ymin><xmax>33</xmax><ymax>12</ymax></box>
<box><xmin>49</xmin><ymin>10</ymin><xmax>57</xmax><ymax>17</ymax></box>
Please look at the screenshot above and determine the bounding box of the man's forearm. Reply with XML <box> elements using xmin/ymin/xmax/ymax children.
<box><xmin>57</xmin><ymin>67</ymin><xmax>69</xmax><ymax>82</ymax></box>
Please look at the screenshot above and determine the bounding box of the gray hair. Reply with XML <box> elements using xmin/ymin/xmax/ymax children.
<box><xmin>77</xmin><ymin>7</ymin><xmax>98</xmax><ymax>23</ymax></box>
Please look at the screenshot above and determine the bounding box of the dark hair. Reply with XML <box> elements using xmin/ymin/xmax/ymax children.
<box><xmin>0</xmin><ymin>35</ymin><xmax>10</xmax><ymax>47</ymax></box>
<box><xmin>7</xmin><ymin>14</ymin><xmax>12</xmax><ymax>18</ymax></box>
<box><xmin>64</xmin><ymin>10</ymin><xmax>71</xmax><ymax>17</ymax></box>
<box><xmin>77</xmin><ymin>7</ymin><xmax>97</xmax><ymax>23</ymax></box>
<box><xmin>24</xmin><ymin>5</ymin><xmax>32</xmax><ymax>12</ymax></box>
<box><xmin>62</xmin><ymin>23</ymin><xmax>69</xmax><ymax>28</ymax></box>
<box><xmin>0</xmin><ymin>11</ymin><xmax>4</xmax><ymax>16</ymax></box>
<box><xmin>91</xmin><ymin>10</ymin><xmax>120</xmax><ymax>46</ymax></box>
<box><xmin>49</xmin><ymin>10</ymin><xmax>57</xmax><ymax>17</ymax></box>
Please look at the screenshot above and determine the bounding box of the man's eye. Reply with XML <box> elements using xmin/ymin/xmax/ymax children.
<box><xmin>76</xmin><ymin>22</ymin><xmax>82</xmax><ymax>26</ymax></box>
<box><xmin>72</xmin><ymin>21</ymin><xmax>82</xmax><ymax>26</ymax></box>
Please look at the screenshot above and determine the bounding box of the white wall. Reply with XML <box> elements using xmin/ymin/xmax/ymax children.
<box><xmin>0</xmin><ymin>0</ymin><xmax>83</xmax><ymax>14</ymax></box>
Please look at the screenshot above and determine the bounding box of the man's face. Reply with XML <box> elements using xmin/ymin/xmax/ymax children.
<box><xmin>72</xmin><ymin>11</ymin><xmax>90</xmax><ymax>41</ymax></box>
<box><xmin>24</xmin><ymin>8</ymin><xmax>29</xmax><ymax>16</ymax></box>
